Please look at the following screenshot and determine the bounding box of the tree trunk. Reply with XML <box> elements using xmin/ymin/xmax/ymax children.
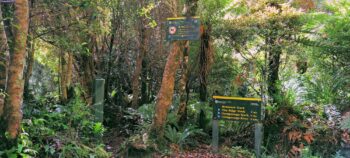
<box><xmin>141</xmin><ymin>58</ymin><xmax>149</xmax><ymax>105</ymax></box>
<box><xmin>131</xmin><ymin>29</ymin><xmax>147</xmax><ymax>108</ymax></box>
<box><xmin>199</xmin><ymin>24</ymin><xmax>212</xmax><ymax>102</ymax></box>
<box><xmin>60</xmin><ymin>52</ymin><xmax>68</xmax><ymax>103</ymax></box>
<box><xmin>76</xmin><ymin>53</ymin><xmax>95</xmax><ymax>105</ymax></box>
<box><xmin>67</xmin><ymin>53</ymin><xmax>73</xmax><ymax>90</ymax></box>
<box><xmin>267</xmin><ymin>35</ymin><xmax>281</xmax><ymax>103</ymax></box>
<box><xmin>198</xmin><ymin>23</ymin><xmax>212</xmax><ymax>130</ymax></box>
<box><xmin>59</xmin><ymin>52</ymin><xmax>73</xmax><ymax>103</ymax></box>
<box><xmin>267</xmin><ymin>49</ymin><xmax>281</xmax><ymax>102</ymax></box>
<box><xmin>105</xmin><ymin>31</ymin><xmax>115</xmax><ymax>102</ymax></box>
<box><xmin>177</xmin><ymin>0</ymin><xmax>198</xmax><ymax>124</ymax></box>
<box><xmin>23</xmin><ymin>0</ymin><xmax>35</xmax><ymax>100</ymax></box>
<box><xmin>23</xmin><ymin>38</ymin><xmax>34</xmax><ymax>99</ymax></box>
<box><xmin>152</xmin><ymin>42</ymin><xmax>181</xmax><ymax>136</ymax></box>
<box><xmin>177</xmin><ymin>41</ymin><xmax>190</xmax><ymax>125</ymax></box>
<box><xmin>1</xmin><ymin>4</ymin><xmax>13</xmax><ymax>51</ymax></box>
<box><xmin>131</xmin><ymin>0</ymin><xmax>148</xmax><ymax>109</ymax></box>
<box><xmin>131</xmin><ymin>51</ymin><xmax>143</xmax><ymax>108</ymax></box>
<box><xmin>0</xmin><ymin>5</ymin><xmax>9</xmax><ymax>117</ymax></box>
<box><xmin>5</xmin><ymin>0</ymin><xmax>29</xmax><ymax>139</ymax></box>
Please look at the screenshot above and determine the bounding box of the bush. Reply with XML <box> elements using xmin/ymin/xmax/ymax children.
<box><xmin>0</xmin><ymin>87</ymin><xmax>110</xmax><ymax>158</ymax></box>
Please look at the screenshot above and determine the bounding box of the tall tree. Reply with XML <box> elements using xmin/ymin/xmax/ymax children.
<box><xmin>131</xmin><ymin>0</ymin><xmax>149</xmax><ymax>108</ymax></box>
<box><xmin>177</xmin><ymin>41</ymin><xmax>190</xmax><ymax>124</ymax></box>
<box><xmin>177</xmin><ymin>0</ymin><xmax>198</xmax><ymax>124</ymax></box>
<box><xmin>223</xmin><ymin>0</ymin><xmax>303</xmax><ymax>103</ymax></box>
<box><xmin>152</xmin><ymin>42</ymin><xmax>181</xmax><ymax>135</ymax></box>
<box><xmin>23</xmin><ymin>0</ymin><xmax>35</xmax><ymax>100</ymax></box>
<box><xmin>198</xmin><ymin>23</ymin><xmax>212</xmax><ymax>102</ymax></box>
<box><xmin>152</xmin><ymin>0</ymin><xmax>181</xmax><ymax>136</ymax></box>
<box><xmin>5</xmin><ymin>0</ymin><xmax>29</xmax><ymax>139</ymax></box>
<box><xmin>59</xmin><ymin>52</ymin><xmax>73</xmax><ymax>103</ymax></box>
<box><xmin>266</xmin><ymin>33</ymin><xmax>281</xmax><ymax>100</ymax></box>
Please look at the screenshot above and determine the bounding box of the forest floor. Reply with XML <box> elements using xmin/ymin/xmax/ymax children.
<box><xmin>103</xmin><ymin>130</ymin><xmax>233</xmax><ymax>158</ymax></box>
<box><xmin>104</xmin><ymin>128</ymin><xmax>125</xmax><ymax>157</ymax></box>
<box><xmin>171</xmin><ymin>146</ymin><xmax>232</xmax><ymax>158</ymax></box>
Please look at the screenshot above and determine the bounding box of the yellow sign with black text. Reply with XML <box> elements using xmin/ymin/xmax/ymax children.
<box><xmin>212</xmin><ymin>96</ymin><xmax>262</xmax><ymax>122</ymax></box>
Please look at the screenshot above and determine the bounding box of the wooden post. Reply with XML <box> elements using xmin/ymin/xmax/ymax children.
<box><xmin>93</xmin><ymin>78</ymin><xmax>105</xmax><ymax>122</ymax></box>
<box><xmin>212</xmin><ymin>119</ymin><xmax>219</xmax><ymax>153</ymax></box>
<box><xmin>254</xmin><ymin>123</ymin><xmax>263</xmax><ymax>158</ymax></box>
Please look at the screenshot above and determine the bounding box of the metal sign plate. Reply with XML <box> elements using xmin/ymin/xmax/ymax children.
<box><xmin>212</xmin><ymin>96</ymin><xmax>262</xmax><ymax>122</ymax></box>
<box><xmin>166</xmin><ymin>17</ymin><xmax>200</xmax><ymax>41</ymax></box>
<box><xmin>0</xmin><ymin>0</ymin><xmax>15</xmax><ymax>3</ymax></box>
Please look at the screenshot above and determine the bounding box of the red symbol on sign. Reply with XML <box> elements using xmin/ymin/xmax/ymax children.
<box><xmin>169</xmin><ymin>26</ymin><xmax>177</xmax><ymax>35</ymax></box>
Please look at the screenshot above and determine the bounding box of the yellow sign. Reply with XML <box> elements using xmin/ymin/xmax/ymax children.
<box><xmin>213</xmin><ymin>96</ymin><xmax>262</xmax><ymax>122</ymax></box>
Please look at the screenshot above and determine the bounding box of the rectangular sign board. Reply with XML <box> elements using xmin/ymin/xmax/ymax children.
<box><xmin>0</xmin><ymin>0</ymin><xmax>15</xmax><ymax>3</ymax></box>
<box><xmin>166</xmin><ymin>17</ymin><xmax>200</xmax><ymax>41</ymax></box>
<box><xmin>212</xmin><ymin>96</ymin><xmax>262</xmax><ymax>122</ymax></box>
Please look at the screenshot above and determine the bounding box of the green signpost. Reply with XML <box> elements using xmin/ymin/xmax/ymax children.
<box><xmin>166</xmin><ymin>17</ymin><xmax>200</xmax><ymax>41</ymax></box>
<box><xmin>212</xmin><ymin>96</ymin><xmax>263</xmax><ymax>157</ymax></box>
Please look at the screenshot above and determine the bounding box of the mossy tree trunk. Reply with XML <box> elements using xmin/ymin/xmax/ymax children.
<box><xmin>59</xmin><ymin>52</ymin><xmax>73</xmax><ymax>103</ymax></box>
<box><xmin>266</xmin><ymin>28</ymin><xmax>282</xmax><ymax>103</ymax></box>
<box><xmin>152</xmin><ymin>42</ymin><xmax>181</xmax><ymax>136</ymax></box>
<box><xmin>199</xmin><ymin>23</ymin><xmax>212</xmax><ymax>102</ymax></box>
<box><xmin>151</xmin><ymin>0</ymin><xmax>180</xmax><ymax>136</ymax></box>
<box><xmin>267</xmin><ymin>47</ymin><xmax>281</xmax><ymax>102</ymax></box>
<box><xmin>24</xmin><ymin>0</ymin><xmax>35</xmax><ymax>100</ymax></box>
<box><xmin>197</xmin><ymin>23</ymin><xmax>213</xmax><ymax>129</ymax></box>
<box><xmin>177</xmin><ymin>0</ymin><xmax>198</xmax><ymax>125</ymax></box>
<box><xmin>177</xmin><ymin>41</ymin><xmax>190</xmax><ymax>125</ymax></box>
<box><xmin>5</xmin><ymin>0</ymin><xmax>29</xmax><ymax>139</ymax></box>
<box><xmin>23</xmin><ymin>38</ymin><xmax>34</xmax><ymax>99</ymax></box>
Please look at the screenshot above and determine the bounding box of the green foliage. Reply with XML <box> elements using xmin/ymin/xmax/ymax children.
<box><xmin>340</xmin><ymin>117</ymin><xmax>350</xmax><ymax>131</ymax></box>
<box><xmin>208</xmin><ymin>44</ymin><xmax>239</xmax><ymax>96</ymax></box>
<box><xmin>224</xmin><ymin>146</ymin><xmax>255</xmax><ymax>158</ymax></box>
<box><xmin>0</xmin><ymin>132</ymin><xmax>38</xmax><ymax>158</ymax></box>
<box><xmin>321</xmin><ymin>1</ymin><xmax>350</xmax><ymax>61</ymax></box>
<box><xmin>301</xmin><ymin>146</ymin><xmax>321</xmax><ymax>158</ymax></box>
<box><xmin>164</xmin><ymin>125</ymin><xmax>203</xmax><ymax>150</ymax></box>
<box><xmin>302</xmin><ymin>70</ymin><xmax>350</xmax><ymax>108</ymax></box>
<box><xmin>301</xmin><ymin>0</ymin><xmax>350</xmax><ymax>109</ymax></box>
<box><xmin>273</xmin><ymin>81</ymin><xmax>297</xmax><ymax>106</ymax></box>
<box><xmin>186</xmin><ymin>101</ymin><xmax>213</xmax><ymax>132</ymax></box>
<box><xmin>138</xmin><ymin>103</ymin><xmax>155</xmax><ymax>123</ymax></box>
<box><xmin>139</xmin><ymin>2</ymin><xmax>157</xmax><ymax>28</ymax></box>
<box><xmin>198</xmin><ymin>0</ymin><xmax>230</xmax><ymax>23</ymax></box>
<box><xmin>0</xmin><ymin>88</ymin><xmax>110</xmax><ymax>158</ymax></box>
<box><xmin>5</xmin><ymin>0</ymin><xmax>350</xmax><ymax>157</ymax></box>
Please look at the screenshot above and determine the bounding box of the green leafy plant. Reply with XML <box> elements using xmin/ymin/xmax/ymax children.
<box><xmin>164</xmin><ymin>125</ymin><xmax>203</xmax><ymax>150</ymax></box>
<box><xmin>301</xmin><ymin>146</ymin><xmax>321</xmax><ymax>158</ymax></box>
<box><xmin>0</xmin><ymin>131</ymin><xmax>38</xmax><ymax>158</ymax></box>
<box><xmin>138</xmin><ymin>103</ymin><xmax>156</xmax><ymax>123</ymax></box>
<box><xmin>227</xmin><ymin>146</ymin><xmax>255</xmax><ymax>158</ymax></box>
<box><xmin>0</xmin><ymin>87</ymin><xmax>110</xmax><ymax>158</ymax></box>
<box><xmin>340</xmin><ymin>117</ymin><xmax>350</xmax><ymax>131</ymax></box>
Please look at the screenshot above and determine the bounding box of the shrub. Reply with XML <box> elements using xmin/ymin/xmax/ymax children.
<box><xmin>0</xmin><ymin>87</ymin><xmax>110</xmax><ymax>158</ymax></box>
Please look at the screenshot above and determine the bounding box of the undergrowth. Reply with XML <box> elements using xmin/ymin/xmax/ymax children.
<box><xmin>0</xmin><ymin>87</ymin><xmax>110</xmax><ymax>158</ymax></box>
